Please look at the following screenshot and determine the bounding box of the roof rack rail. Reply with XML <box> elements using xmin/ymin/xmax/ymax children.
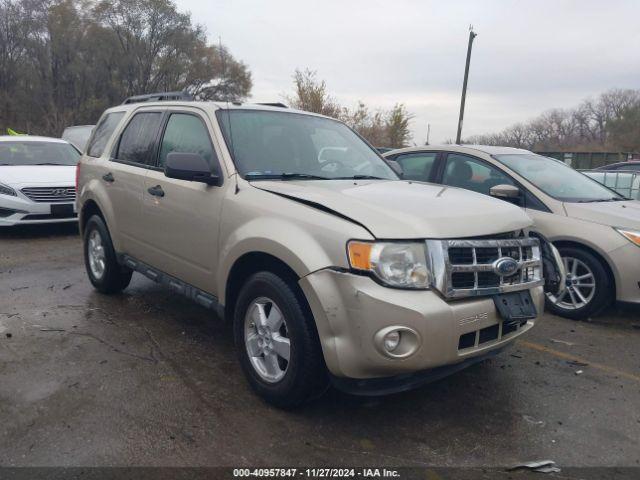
<box><xmin>122</xmin><ymin>91</ymin><xmax>193</xmax><ymax>105</ymax></box>
<box><xmin>255</xmin><ymin>102</ymin><xmax>288</xmax><ymax>108</ymax></box>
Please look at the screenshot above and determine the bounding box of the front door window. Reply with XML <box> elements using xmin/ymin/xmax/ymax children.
<box><xmin>443</xmin><ymin>153</ymin><xmax>515</xmax><ymax>196</ymax></box>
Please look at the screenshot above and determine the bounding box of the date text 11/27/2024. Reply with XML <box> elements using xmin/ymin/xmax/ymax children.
<box><xmin>232</xmin><ymin>468</ymin><xmax>400</xmax><ymax>478</ymax></box>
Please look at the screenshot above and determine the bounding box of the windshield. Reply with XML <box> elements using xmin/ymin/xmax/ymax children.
<box><xmin>495</xmin><ymin>153</ymin><xmax>624</xmax><ymax>202</ymax></box>
<box><xmin>217</xmin><ymin>109</ymin><xmax>398</xmax><ymax>180</ymax></box>
<box><xmin>0</xmin><ymin>141</ymin><xmax>81</xmax><ymax>166</ymax></box>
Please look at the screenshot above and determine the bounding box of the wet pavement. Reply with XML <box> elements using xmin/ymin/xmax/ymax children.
<box><xmin>1</xmin><ymin>223</ymin><xmax>639</xmax><ymax>469</ymax></box>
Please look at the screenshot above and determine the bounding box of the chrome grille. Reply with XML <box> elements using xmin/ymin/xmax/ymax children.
<box><xmin>426</xmin><ymin>236</ymin><xmax>543</xmax><ymax>299</ymax></box>
<box><xmin>21</xmin><ymin>187</ymin><xmax>76</xmax><ymax>203</ymax></box>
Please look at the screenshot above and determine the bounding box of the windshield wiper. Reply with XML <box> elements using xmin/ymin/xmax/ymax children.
<box><xmin>333</xmin><ymin>175</ymin><xmax>387</xmax><ymax>180</ymax></box>
<box><xmin>35</xmin><ymin>163</ymin><xmax>64</xmax><ymax>165</ymax></box>
<box><xmin>576</xmin><ymin>197</ymin><xmax>623</xmax><ymax>203</ymax></box>
<box><xmin>246</xmin><ymin>172</ymin><xmax>331</xmax><ymax>181</ymax></box>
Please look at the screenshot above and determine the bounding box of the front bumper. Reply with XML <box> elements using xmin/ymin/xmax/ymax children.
<box><xmin>299</xmin><ymin>269</ymin><xmax>544</xmax><ymax>380</ymax></box>
<box><xmin>608</xmin><ymin>241</ymin><xmax>640</xmax><ymax>304</ymax></box>
<box><xmin>0</xmin><ymin>192</ymin><xmax>77</xmax><ymax>226</ymax></box>
<box><xmin>330</xmin><ymin>346</ymin><xmax>506</xmax><ymax>396</ymax></box>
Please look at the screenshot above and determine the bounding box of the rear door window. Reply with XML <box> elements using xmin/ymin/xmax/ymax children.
<box><xmin>395</xmin><ymin>152</ymin><xmax>438</xmax><ymax>181</ymax></box>
<box><xmin>115</xmin><ymin>112</ymin><xmax>164</xmax><ymax>166</ymax></box>
<box><xmin>87</xmin><ymin>112</ymin><xmax>124</xmax><ymax>158</ymax></box>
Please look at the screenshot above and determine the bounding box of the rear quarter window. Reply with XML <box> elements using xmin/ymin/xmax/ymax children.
<box><xmin>87</xmin><ymin>112</ymin><xmax>125</xmax><ymax>158</ymax></box>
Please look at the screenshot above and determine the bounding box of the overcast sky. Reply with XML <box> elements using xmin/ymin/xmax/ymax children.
<box><xmin>178</xmin><ymin>0</ymin><xmax>639</xmax><ymax>144</ymax></box>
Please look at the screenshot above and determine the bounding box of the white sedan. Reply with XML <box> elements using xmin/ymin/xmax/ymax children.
<box><xmin>0</xmin><ymin>136</ymin><xmax>80</xmax><ymax>226</ymax></box>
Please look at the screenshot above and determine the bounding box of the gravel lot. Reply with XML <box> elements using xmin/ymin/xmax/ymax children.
<box><xmin>1</xmin><ymin>224</ymin><xmax>639</xmax><ymax>472</ymax></box>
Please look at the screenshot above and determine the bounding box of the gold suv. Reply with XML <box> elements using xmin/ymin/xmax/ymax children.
<box><xmin>77</xmin><ymin>97</ymin><xmax>549</xmax><ymax>407</ymax></box>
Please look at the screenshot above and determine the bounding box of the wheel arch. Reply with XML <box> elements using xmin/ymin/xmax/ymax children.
<box><xmin>553</xmin><ymin>239</ymin><xmax>617</xmax><ymax>295</ymax></box>
<box><xmin>223</xmin><ymin>251</ymin><xmax>304</xmax><ymax>322</ymax></box>
<box><xmin>79</xmin><ymin>199</ymin><xmax>104</xmax><ymax>237</ymax></box>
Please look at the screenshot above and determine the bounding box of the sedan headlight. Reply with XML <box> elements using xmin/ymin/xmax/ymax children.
<box><xmin>615</xmin><ymin>228</ymin><xmax>640</xmax><ymax>247</ymax></box>
<box><xmin>0</xmin><ymin>182</ymin><xmax>16</xmax><ymax>197</ymax></box>
<box><xmin>347</xmin><ymin>241</ymin><xmax>431</xmax><ymax>289</ymax></box>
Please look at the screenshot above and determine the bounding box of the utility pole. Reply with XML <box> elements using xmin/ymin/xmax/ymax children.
<box><xmin>425</xmin><ymin>124</ymin><xmax>431</xmax><ymax>145</ymax></box>
<box><xmin>455</xmin><ymin>26</ymin><xmax>477</xmax><ymax>144</ymax></box>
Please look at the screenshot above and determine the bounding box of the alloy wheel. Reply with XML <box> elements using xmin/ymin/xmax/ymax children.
<box><xmin>87</xmin><ymin>229</ymin><xmax>106</xmax><ymax>280</ymax></box>
<box><xmin>547</xmin><ymin>256</ymin><xmax>596</xmax><ymax>310</ymax></box>
<box><xmin>244</xmin><ymin>297</ymin><xmax>290</xmax><ymax>383</ymax></box>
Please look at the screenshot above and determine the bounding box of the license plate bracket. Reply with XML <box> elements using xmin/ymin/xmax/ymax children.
<box><xmin>50</xmin><ymin>203</ymin><xmax>74</xmax><ymax>218</ymax></box>
<box><xmin>493</xmin><ymin>290</ymin><xmax>536</xmax><ymax>326</ymax></box>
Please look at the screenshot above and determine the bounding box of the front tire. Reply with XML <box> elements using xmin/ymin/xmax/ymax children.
<box><xmin>545</xmin><ymin>246</ymin><xmax>612</xmax><ymax>320</ymax></box>
<box><xmin>233</xmin><ymin>271</ymin><xmax>327</xmax><ymax>408</ymax></box>
<box><xmin>83</xmin><ymin>215</ymin><xmax>132</xmax><ymax>294</ymax></box>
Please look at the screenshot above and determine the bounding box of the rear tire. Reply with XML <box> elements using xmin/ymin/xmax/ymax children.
<box><xmin>83</xmin><ymin>215</ymin><xmax>132</xmax><ymax>294</ymax></box>
<box><xmin>233</xmin><ymin>271</ymin><xmax>327</xmax><ymax>408</ymax></box>
<box><xmin>545</xmin><ymin>246</ymin><xmax>612</xmax><ymax>320</ymax></box>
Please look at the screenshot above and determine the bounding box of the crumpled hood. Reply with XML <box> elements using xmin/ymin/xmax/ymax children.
<box><xmin>0</xmin><ymin>165</ymin><xmax>76</xmax><ymax>187</ymax></box>
<box><xmin>564</xmin><ymin>200</ymin><xmax>640</xmax><ymax>230</ymax></box>
<box><xmin>251</xmin><ymin>179</ymin><xmax>533</xmax><ymax>239</ymax></box>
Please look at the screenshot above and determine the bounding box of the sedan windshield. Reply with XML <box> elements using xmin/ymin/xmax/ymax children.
<box><xmin>217</xmin><ymin>109</ymin><xmax>398</xmax><ymax>180</ymax></box>
<box><xmin>495</xmin><ymin>154</ymin><xmax>624</xmax><ymax>202</ymax></box>
<box><xmin>0</xmin><ymin>141</ymin><xmax>81</xmax><ymax>166</ymax></box>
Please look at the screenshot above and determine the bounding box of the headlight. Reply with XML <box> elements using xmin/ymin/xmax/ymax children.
<box><xmin>0</xmin><ymin>182</ymin><xmax>16</xmax><ymax>196</ymax></box>
<box><xmin>347</xmin><ymin>241</ymin><xmax>431</xmax><ymax>289</ymax></box>
<box><xmin>615</xmin><ymin>228</ymin><xmax>640</xmax><ymax>247</ymax></box>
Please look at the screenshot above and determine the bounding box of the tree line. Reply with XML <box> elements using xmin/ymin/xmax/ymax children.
<box><xmin>286</xmin><ymin>69</ymin><xmax>413</xmax><ymax>149</ymax></box>
<box><xmin>0</xmin><ymin>0</ymin><xmax>414</xmax><ymax>149</ymax></box>
<box><xmin>462</xmin><ymin>89</ymin><xmax>640</xmax><ymax>152</ymax></box>
<box><xmin>0</xmin><ymin>0</ymin><xmax>252</xmax><ymax>136</ymax></box>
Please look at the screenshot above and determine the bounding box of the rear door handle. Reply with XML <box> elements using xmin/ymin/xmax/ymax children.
<box><xmin>102</xmin><ymin>172</ymin><xmax>114</xmax><ymax>183</ymax></box>
<box><xmin>147</xmin><ymin>185</ymin><xmax>165</xmax><ymax>197</ymax></box>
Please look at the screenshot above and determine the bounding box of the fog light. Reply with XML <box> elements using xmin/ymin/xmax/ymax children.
<box><xmin>384</xmin><ymin>331</ymin><xmax>401</xmax><ymax>352</ymax></box>
<box><xmin>374</xmin><ymin>326</ymin><xmax>420</xmax><ymax>359</ymax></box>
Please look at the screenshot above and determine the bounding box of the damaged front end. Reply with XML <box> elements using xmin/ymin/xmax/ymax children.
<box><xmin>530</xmin><ymin>231</ymin><xmax>566</xmax><ymax>296</ymax></box>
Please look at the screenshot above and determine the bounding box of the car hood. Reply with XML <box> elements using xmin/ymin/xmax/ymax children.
<box><xmin>564</xmin><ymin>200</ymin><xmax>640</xmax><ymax>230</ymax></box>
<box><xmin>251</xmin><ymin>179</ymin><xmax>533</xmax><ymax>239</ymax></box>
<box><xmin>0</xmin><ymin>165</ymin><xmax>76</xmax><ymax>187</ymax></box>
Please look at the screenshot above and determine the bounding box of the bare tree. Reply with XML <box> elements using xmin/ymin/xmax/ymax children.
<box><xmin>286</xmin><ymin>69</ymin><xmax>343</xmax><ymax>118</ymax></box>
<box><xmin>385</xmin><ymin>104</ymin><xmax>413</xmax><ymax>148</ymax></box>
<box><xmin>286</xmin><ymin>70</ymin><xmax>413</xmax><ymax>148</ymax></box>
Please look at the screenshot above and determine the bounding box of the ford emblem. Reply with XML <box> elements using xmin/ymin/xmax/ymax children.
<box><xmin>493</xmin><ymin>257</ymin><xmax>519</xmax><ymax>277</ymax></box>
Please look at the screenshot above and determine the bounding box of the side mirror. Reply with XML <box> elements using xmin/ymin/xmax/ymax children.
<box><xmin>490</xmin><ymin>184</ymin><xmax>520</xmax><ymax>199</ymax></box>
<box><xmin>386</xmin><ymin>159</ymin><xmax>404</xmax><ymax>178</ymax></box>
<box><xmin>165</xmin><ymin>152</ymin><xmax>221</xmax><ymax>186</ymax></box>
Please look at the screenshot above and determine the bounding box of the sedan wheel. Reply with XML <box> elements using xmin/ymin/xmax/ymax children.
<box><xmin>547</xmin><ymin>256</ymin><xmax>596</xmax><ymax>310</ymax></box>
<box><xmin>544</xmin><ymin>245</ymin><xmax>612</xmax><ymax>320</ymax></box>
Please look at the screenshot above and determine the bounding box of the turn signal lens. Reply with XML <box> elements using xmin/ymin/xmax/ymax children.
<box><xmin>615</xmin><ymin>228</ymin><xmax>640</xmax><ymax>247</ymax></box>
<box><xmin>347</xmin><ymin>241</ymin><xmax>373</xmax><ymax>270</ymax></box>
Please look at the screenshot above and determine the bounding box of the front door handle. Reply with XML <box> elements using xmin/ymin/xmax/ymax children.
<box><xmin>102</xmin><ymin>172</ymin><xmax>114</xmax><ymax>183</ymax></box>
<box><xmin>147</xmin><ymin>185</ymin><xmax>165</xmax><ymax>197</ymax></box>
